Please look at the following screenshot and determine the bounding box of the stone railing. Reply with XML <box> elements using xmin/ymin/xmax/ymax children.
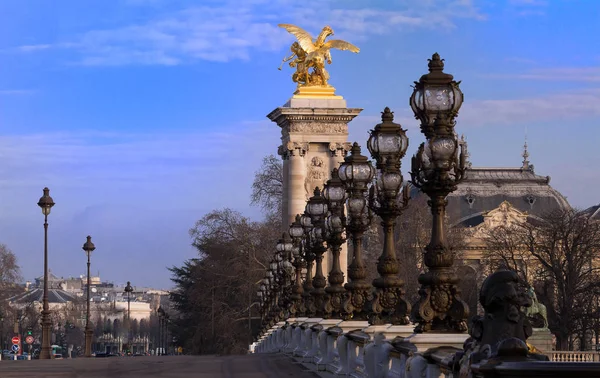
<box><xmin>254</xmin><ymin>319</ymin><xmax>600</xmax><ymax>378</ymax></box>
<box><xmin>550</xmin><ymin>351</ymin><xmax>600</xmax><ymax>362</ymax></box>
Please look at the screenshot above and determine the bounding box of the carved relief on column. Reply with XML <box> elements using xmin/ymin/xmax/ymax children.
<box><xmin>304</xmin><ymin>156</ymin><xmax>329</xmax><ymax>201</ymax></box>
<box><xmin>328</xmin><ymin>142</ymin><xmax>352</xmax><ymax>158</ymax></box>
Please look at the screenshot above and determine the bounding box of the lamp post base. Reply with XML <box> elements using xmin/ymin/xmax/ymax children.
<box><xmin>40</xmin><ymin>312</ymin><xmax>52</xmax><ymax>360</ymax></box>
<box><xmin>84</xmin><ymin>328</ymin><xmax>93</xmax><ymax>357</ymax></box>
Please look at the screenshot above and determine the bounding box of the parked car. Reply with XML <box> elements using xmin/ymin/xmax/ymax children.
<box><xmin>53</xmin><ymin>354</ymin><xmax>63</xmax><ymax>359</ymax></box>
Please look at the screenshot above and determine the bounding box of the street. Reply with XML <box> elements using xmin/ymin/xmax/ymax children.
<box><xmin>0</xmin><ymin>354</ymin><xmax>320</xmax><ymax>378</ymax></box>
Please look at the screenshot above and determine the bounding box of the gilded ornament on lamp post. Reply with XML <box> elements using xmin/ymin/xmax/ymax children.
<box><xmin>409</xmin><ymin>53</ymin><xmax>469</xmax><ymax>333</ymax></box>
<box><xmin>288</xmin><ymin>215</ymin><xmax>307</xmax><ymax>317</ymax></box>
<box><xmin>278</xmin><ymin>24</ymin><xmax>359</xmax><ymax>90</ymax></box>
<box><xmin>337</xmin><ymin>143</ymin><xmax>376</xmax><ymax>321</ymax></box>
<box><xmin>321</xmin><ymin>168</ymin><xmax>348</xmax><ymax>318</ymax></box>
<box><xmin>366</xmin><ymin>107</ymin><xmax>411</xmax><ymax>326</ymax></box>
<box><xmin>305</xmin><ymin>187</ymin><xmax>329</xmax><ymax>318</ymax></box>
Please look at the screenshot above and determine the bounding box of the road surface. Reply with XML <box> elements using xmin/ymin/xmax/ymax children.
<box><xmin>0</xmin><ymin>354</ymin><xmax>319</xmax><ymax>378</ymax></box>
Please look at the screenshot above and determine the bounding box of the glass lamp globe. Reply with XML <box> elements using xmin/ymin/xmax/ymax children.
<box><xmin>409</xmin><ymin>53</ymin><xmax>464</xmax><ymax>125</ymax></box>
<box><xmin>306</xmin><ymin>187</ymin><xmax>327</xmax><ymax>218</ymax></box>
<box><xmin>300</xmin><ymin>213</ymin><xmax>312</xmax><ymax>229</ymax></box>
<box><xmin>289</xmin><ymin>215</ymin><xmax>305</xmax><ymax>239</ymax></box>
<box><xmin>338</xmin><ymin>143</ymin><xmax>376</xmax><ymax>190</ymax></box>
<box><xmin>367</xmin><ymin>107</ymin><xmax>409</xmax><ymax>166</ymax></box>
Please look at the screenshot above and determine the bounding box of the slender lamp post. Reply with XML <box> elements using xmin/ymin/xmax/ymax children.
<box><xmin>164</xmin><ymin>313</ymin><xmax>170</xmax><ymax>355</ymax></box>
<box><xmin>82</xmin><ymin>236</ymin><xmax>96</xmax><ymax>357</ymax></box>
<box><xmin>37</xmin><ymin>187</ymin><xmax>55</xmax><ymax>360</ymax></box>
<box><xmin>124</xmin><ymin>281</ymin><xmax>133</xmax><ymax>353</ymax></box>
<box><xmin>157</xmin><ymin>306</ymin><xmax>164</xmax><ymax>355</ymax></box>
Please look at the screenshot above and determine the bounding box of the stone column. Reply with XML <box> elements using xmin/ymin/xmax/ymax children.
<box><xmin>268</xmin><ymin>94</ymin><xmax>361</xmax><ymax>286</ymax></box>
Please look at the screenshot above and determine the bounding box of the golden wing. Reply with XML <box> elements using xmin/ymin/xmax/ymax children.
<box><xmin>278</xmin><ymin>23</ymin><xmax>316</xmax><ymax>53</ymax></box>
<box><xmin>321</xmin><ymin>39</ymin><xmax>360</xmax><ymax>53</ymax></box>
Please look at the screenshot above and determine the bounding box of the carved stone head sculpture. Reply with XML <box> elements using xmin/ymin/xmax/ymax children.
<box><xmin>475</xmin><ymin>269</ymin><xmax>533</xmax><ymax>352</ymax></box>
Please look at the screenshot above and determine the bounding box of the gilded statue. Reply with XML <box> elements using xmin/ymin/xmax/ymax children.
<box><xmin>278</xmin><ymin>24</ymin><xmax>359</xmax><ymax>87</ymax></box>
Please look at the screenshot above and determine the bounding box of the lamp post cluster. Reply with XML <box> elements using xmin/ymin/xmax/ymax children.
<box><xmin>157</xmin><ymin>306</ymin><xmax>170</xmax><ymax>355</ymax></box>
<box><xmin>258</xmin><ymin>53</ymin><xmax>469</xmax><ymax>334</ymax></box>
<box><xmin>35</xmin><ymin>188</ymin><xmax>141</xmax><ymax>358</ymax></box>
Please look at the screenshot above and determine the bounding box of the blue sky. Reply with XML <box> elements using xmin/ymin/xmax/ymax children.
<box><xmin>0</xmin><ymin>0</ymin><xmax>599</xmax><ymax>288</ymax></box>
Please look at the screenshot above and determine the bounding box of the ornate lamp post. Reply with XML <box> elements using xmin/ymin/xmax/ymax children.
<box><xmin>288</xmin><ymin>215</ymin><xmax>306</xmax><ymax>317</ymax></box>
<box><xmin>321</xmin><ymin>168</ymin><xmax>347</xmax><ymax>318</ymax></box>
<box><xmin>409</xmin><ymin>53</ymin><xmax>469</xmax><ymax>333</ymax></box>
<box><xmin>338</xmin><ymin>143</ymin><xmax>375</xmax><ymax>320</ymax></box>
<box><xmin>366</xmin><ymin>107</ymin><xmax>411</xmax><ymax>325</ymax></box>
<box><xmin>305</xmin><ymin>188</ymin><xmax>328</xmax><ymax>318</ymax></box>
<box><xmin>124</xmin><ymin>281</ymin><xmax>133</xmax><ymax>353</ymax></box>
<box><xmin>82</xmin><ymin>236</ymin><xmax>96</xmax><ymax>357</ymax></box>
<box><xmin>300</xmin><ymin>212</ymin><xmax>316</xmax><ymax>317</ymax></box>
<box><xmin>275</xmin><ymin>233</ymin><xmax>294</xmax><ymax>318</ymax></box>
<box><xmin>37</xmin><ymin>187</ymin><xmax>55</xmax><ymax>360</ymax></box>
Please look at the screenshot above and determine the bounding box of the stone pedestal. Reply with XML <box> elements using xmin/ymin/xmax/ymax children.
<box><xmin>336</xmin><ymin>320</ymin><xmax>370</xmax><ymax>334</ymax></box>
<box><xmin>529</xmin><ymin>328</ymin><xmax>553</xmax><ymax>353</ymax></box>
<box><xmin>398</xmin><ymin>332</ymin><xmax>469</xmax><ymax>353</ymax></box>
<box><xmin>362</xmin><ymin>324</ymin><xmax>415</xmax><ymax>340</ymax></box>
<box><xmin>268</xmin><ymin>90</ymin><xmax>361</xmax><ymax>283</ymax></box>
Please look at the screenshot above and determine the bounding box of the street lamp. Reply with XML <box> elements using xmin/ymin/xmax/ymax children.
<box><xmin>37</xmin><ymin>187</ymin><xmax>55</xmax><ymax>360</ymax></box>
<box><xmin>275</xmin><ymin>233</ymin><xmax>294</xmax><ymax>320</ymax></box>
<box><xmin>366</xmin><ymin>107</ymin><xmax>411</xmax><ymax>326</ymax></box>
<box><xmin>322</xmin><ymin>168</ymin><xmax>348</xmax><ymax>318</ymax></box>
<box><xmin>288</xmin><ymin>215</ymin><xmax>306</xmax><ymax>317</ymax></box>
<box><xmin>305</xmin><ymin>187</ymin><xmax>328</xmax><ymax>318</ymax></box>
<box><xmin>163</xmin><ymin>313</ymin><xmax>170</xmax><ymax>356</ymax></box>
<box><xmin>124</xmin><ymin>281</ymin><xmax>133</xmax><ymax>354</ymax></box>
<box><xmin>409</xmin><ymin>53</ymin><xmax>469</xmax><ymax>333</ymax></box>
<box><xmin>338</xmin><ymin>143</ymin><xmax>375</xmax><ymax>320</ymax></box>
<box><xmin>82</xmin><ymin>235</ymin><xmax>96</xmax><ymax>357</ymax></box>
<box><xmin>157</xmin><ymin>306</ymin><xmax>164</xmax><ymax>355</ymax></box>
<box><xmin>300</xmin><ymin>212</ymin><xmax>316</xmax><ymax>317</ymax></box>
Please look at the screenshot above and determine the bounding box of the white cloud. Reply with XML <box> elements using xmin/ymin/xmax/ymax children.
<box><xmin>508</xmin><ymin>0</ymin><xmax>547</xmax><ymax>6</ymax></box>
<box><xmin>15</xmin><ymin>0</ymin><xmax>486</xmax><ymax>66</ymax></box>
<box><xmin>483</xmin><ymin>67</ymin><xmax>600</xmax><ymax>83</ymax></box>
<box><xmin>459</xmin><ymin>88</ymin><xmax>600</xmax><ymax>127</ymax></box>
<box><xmin>17</xmin><ymin>44</ymin><xmax>52</xmax><ymax>52</ymax></box>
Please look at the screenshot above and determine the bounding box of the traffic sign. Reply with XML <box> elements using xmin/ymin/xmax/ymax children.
<box><xmin>11</xmin><ymin>344</ymin><xmax>19</xmax><ymax>352</ymax></box>
<box><xmin>25</xmin><ymin>336</ymin><xmax>34</xmax><ymax>344</ymax></box>
<box><xmin>11</xmin><ymin>336</ymin><xmax>20</xmax><ymax>344</ymax></box>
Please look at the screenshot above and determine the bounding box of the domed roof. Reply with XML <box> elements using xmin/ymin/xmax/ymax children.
<box><xmin>413</xmin><ymin>138</ymin><xmax>570</xmax><ymax>228</ymax></box>
<box><xmin>448</xmin><ymin>165</ymin><xmax>570</xmax><ymax>227</ymax></box>
<box><xmin>584</xmin><ymin>205</ymin><xmax>600</xmax><ymax>220</ymax></box>
<box><xmin>9</xmin><ymin>288</ymin><xmax>80</xmax><ymax>304</ymax></box>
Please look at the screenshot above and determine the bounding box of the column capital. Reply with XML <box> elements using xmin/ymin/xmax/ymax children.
<box><xmin>329</xmin><ymin>142</ymin><xmax>352</xmax><ymax>157</ymax></box>
<box><xmin>278</xmin><ymin>141</ymin><xmax>309</xmax><ymax>160</ymax></box>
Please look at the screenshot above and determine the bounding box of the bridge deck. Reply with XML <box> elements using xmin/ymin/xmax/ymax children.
<box><xmin>0</xmin><ymin>354</ymin><xmax>319</xmax><ymax>378</ymax></box>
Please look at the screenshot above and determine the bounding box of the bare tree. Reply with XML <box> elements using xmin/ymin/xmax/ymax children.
<box><xmin>482</xmin><ymin>208</ymin><xmax>600</xmax><ymax>350</ymax></box>
<box><xmin>250</xmin><ymin>154</ymin><xmax>283</xmax><ymax>218</ymax></box>
<box><xmin>170</xmin><ymin>208</ymin><xmax>279</xmax><ymax>354</ymax></box>
<box><xmin>0</xmin><ymin>244</ymin><xmax>22</xmax><ymax>302</ymax></box>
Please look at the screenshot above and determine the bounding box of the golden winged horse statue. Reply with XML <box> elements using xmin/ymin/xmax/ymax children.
<box><xmin>278</xmin><ymin>24</ymin><xmax>359</xmax><ymax>88</ymax></box>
